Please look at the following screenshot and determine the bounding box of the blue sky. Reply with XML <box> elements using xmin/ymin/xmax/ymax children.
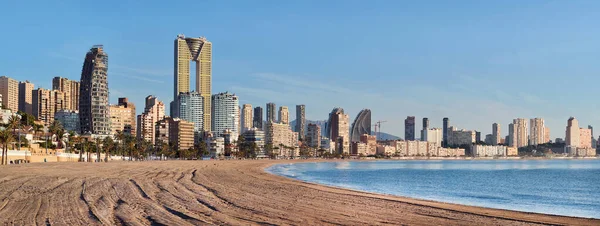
<box><xmin>1</xmin><ymin>0</ymin><xmax>600</xmax><ymax>139</ymax></box>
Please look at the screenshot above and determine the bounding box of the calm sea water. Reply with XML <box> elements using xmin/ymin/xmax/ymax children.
<box><xmin>267</xmin><ymin>160</ymin><xmax>600</xmax><ymax>219</ymax></box>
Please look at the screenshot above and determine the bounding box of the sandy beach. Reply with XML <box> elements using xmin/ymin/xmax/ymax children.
<box><xmin>0</xmin><ymin>160</ymin><xmax>598</xmax><ymax>225</ymax></box>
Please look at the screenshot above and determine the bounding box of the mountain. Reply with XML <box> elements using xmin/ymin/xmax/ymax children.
<box><xmin>372</xmin><ymin>132</ymin><xmax>401</xmax><ymax>141</ymax></box>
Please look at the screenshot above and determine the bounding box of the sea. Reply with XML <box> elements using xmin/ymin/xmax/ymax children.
<box><xmin>267</xmin><ymin>160</ymin><xmax>600</xmax><ymax>219</ymax></box>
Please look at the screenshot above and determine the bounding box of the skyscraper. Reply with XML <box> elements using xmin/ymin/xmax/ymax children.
<box><xmin>109</xmin><ymin>98</ymin><xmax>136</xmax><ymax>135</ymax></box>
<box><xmin>295</xmin><ymin>105</ymin><xmax>306</xmax><ymax>141</ymax></box>
<box><xmin>118</xmin><ymin>97</ymin><xmax>136</xmax><ymax>135</ymax></box>
<box><xmin>306</xmin><ymin>123</ymin><xmax>321</xmax><ymax>148</ymax></box>
<box><xmin>565</xmin><ymin>117</ymin><xmax>580</xmax><ymax>148</ymax></box>
<box><xmin>241</xmin><ymin>104</ymin><xmax>253</xmax><ymax>132</ymax></box>
<box><xmin>173</xmin><ymin>92</ymin><xmax>203</xmax><ymax>133</ymax></box>
<box><xmin>18</xmin><ymin>80</ymin><xmax>34</xmax><ymax>115</ymax></box>
<box><xmin>0</xmin><ymin>76</ymin><xmax>19</xmax><ymax>112</ymax></box>
<box><xmin>266</xmin><ymin>102</ymin><xmax>276</xmax><ymax>123</ymax></box>
<box><xmin>350</xmin><ymin>109</ymin><xmax>371</xmax><ymax>142</ymax></box>
<box><xmin>253</xmin><ymin>106</ymin><xmax>263</xmax><ymax>130</ymax></box>
<box><xmin>79</xmin><ymin>45</ymin><xmax>110</xmax><ymax>135</ymax></box>
<box><xmin>508</xmin><ymin>123</ymin><xmax>516</xmax><ymax>147</ymax></box>
<box><xmin>211</xmin><ymin>92</ymin><xmax>239</xmax><ymax>137</ymax></box>
<box><xmin>529</xmin><ymin>118</ymin><xmax>546</xmax><ymax>146</ymax></box>
<box><xmin>326</xmin><ymin>108</ymin><xmax>349</xmax><ymax>154</ymax></box>
<box><xmin>421</xmin><ymin>117</ymin><xmax>429</xmax><ymax>141</ymax></box>
<box><xmin>492</xmin><ymin>123</ymin><xmax>500</xmax><ymax>145</ymax></box>
<box><xmin>137</xmin><ymin>95</ymin><xmax>165</xmax><ymax>144</ymax></box>
<box><xmin>52</xmin><ymin>77</ymin><xmax>80</xmax><ymax>111</ymax></box>
<box><xmin>509</xmin><ymin>118</ymin><xmax>528</xmax><ymax>148</ymax></box>
<box><xmin>443</xmin><ymin>117</ymin><xmax>449</xmax><ymax>147</ymax></box>
<box><xmin>32</xmin><ymin>88</ymin><xmax>65</xmax><ymax>126</ymax></box>
<box><xmin>174</xmin><ymin>34</ymin><xmax>212</xmax><ymax>132</ymax></box>
<box><xmin>404</xmin><ymin>116</ymin><xmax>416</xmax><ymax>141</ymax></box>
<box><xmin>278</xmin><ymin>106</ymin><xmax>289</xmax><ymax>124</ymax></box>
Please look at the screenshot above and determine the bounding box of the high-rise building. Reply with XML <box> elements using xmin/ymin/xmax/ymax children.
<box><xmin>241</xmin><ymin>104</ymin><xmax>253</xmax><ymax>132</ymax></box>
<box><xmin>278</xmin><ymin>106</ymin><xmax>289</xmax><ymax>124</ymax></box>
<box><xmin>173</xmin><ymin>92</ymin><xmax>203</xmax><ymax>133</ymax></box>
<box><xmin>423</xmin><ymin>128</ymin><xmax>443</xmax><ymax>145</ymax></box>
<box><xmin>32</xmin><ymin>88</ymin><xmax>66</xmax><ymax>126</ymax></box>
<box><xmin>529</xmin><ymin>118</ymin><xmax>546</xmax><ymax>146</ymax></box>
<box><xmin>421</xmin><ymin>118</ymin><xmax>429</xmax><ymax>141</ymax></box>
<box><xmin>79</xmin><ymin>45</ymin><xmax>110</xmax><ymax>135</ymax></box>
<box><xmin>306</xmin><ymin>123</ymin><xmax>321</xmax><ymax>148</ymax></box>
<box><xmin>443</xmin><ymin>117</ymin><xmax>449</xmax><ymax>147</ymax></box>
<box><xmin>350</xmin><ymin>109</ymin><xmax>371</xmax><ymax>142</ymax></box>
<box><xmin>326</xmin><ymin>108</ymin><xmax>349</xmax><ymax>154</ymax></box>
<box><xmin>253</xmin><ymin>106</ymin><xmax>263</xmax><ymax>130</ymax></box>
<box><xmin>360</xmin><ymin>134</ymin><xmax>377</xmax><ymax>155</ymax></box>
<box><xmin>174</xmin><ymin>34</ymin><xmax>212</xmax><ymax>132</ymax></box>
<box><xmin>54</xmin><ymin>110</ymin><xmax>80</xmax><ymax>133</ymax></box>
<box><xmin>544</xmin><ymin>127</ymin><xmax>551</xmax><ymax>144</ymax></box>
<box><xmin>266</xmin><ymin>102</ymin><xmax>276</xmax><ymax>123</ymax></box>
<box><xmin>295</xmin><ymin>105</ymin><xmax>306</xmax><ymax>141</ymax></box>
<box><xmin>52</xmin><ymin>77</ymin><xmax>80</xmax><ymax>111</ymax></box>
<box><xmin>109</xmin><ymin>98</ymin><xmax>136</xmax><ymax>135</ymax></box>
<box><xmin>169</xmin><ymin>118</ymin><xmax>195</xmax><ymax>151</ymax></box>
<box><xmin>475</xmin><ymin>131</ymin><xmax>482</xmax><ymax>143</ymax></box>
<box><xmin>588</xmin><ymin>125</ymin><xmax>596</xmax><ymax>149</ymax></box>
<box><xmin>137</xmin><ymin>95</ymin><xmax>165</xmax><ymax>144</ymax></box>
<box><xmin>508</xmin><ymin>123</ymin><xmax>515</xmax><ymax>147</ymax></box>
<box><xmin>18</xmin><ymin>80</ymin><xmax>34</xmax><ymax>115</ymax></box>
<box><xmin>404</xmin><ymin>116</ymin><xmax>416</xmax><ymax>141</ymax></box>
<box><xmin>265</xmin><ymin>121</ymin><xmax>295</xmax><ymax>148</ymax></box>
<box><xmin>508</xmin><ymin>118</ymin><xmax>528</xmax><ymax>148</ymax></box>
<box><xmin>579</xmin><ymin>127</ymin><xmax>592</xmax><ymax>149</ymax></box>
<box><xmin>447</xmin><ymin>127</ymin><xmax>476</xmax><ymax>146</ymax></box>
<box><xmin>0</xmin><ymin>76</ymin><xmax>19</xmax><ymax>112</ymax></box>
<box><xmin>492</xmin><ymin>123</ymin><xmax>500</xmax><ymax>145</ymax></box>
<box><xmin>211</xmin><ymin>92</ymin><xmax>239</xmax><ymax>138</ymax></box>
<box><xmin>565</xmin><ymin>117</ymin><xmax>579</xmax><ymax>148</ymax></box>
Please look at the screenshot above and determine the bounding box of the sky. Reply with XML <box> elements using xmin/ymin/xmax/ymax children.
<box><xmin>1</xmin><ymin>0</ymin><xmax>600</xmax><ymax>139</ymax></box>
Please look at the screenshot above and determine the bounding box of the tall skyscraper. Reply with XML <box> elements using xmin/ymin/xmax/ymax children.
<box><xmin>544</xmin><ymin>126</ymin><xmax>551</xmax><ymax>144</ymax></box>
<box><xmin>529</xmin><ymin>118</ymin><xmax>546</xmax><ymax>146</ymax></box>
<box><xmin>173</xmin><ymin>92</ymin><xmax>203</xmax><ymax>133</ymax></box>
<box><xmin>326</xmin><ymin>108</ymin><xmax>349</xmax><ymax>154</ymax></box>
<box><xmin>565</xmin><ymin>117</ymin><xmax>579</xmax><ymax>148</ymax></box>
<box><xmin>579</xmin><ymin>127</ymin><xmax>592</xmax><ymax>149</ymax></box>
<box><xmin>350</xmin><ymin>109</ymin><xmax>371</xmax><ymax>142</ymax></box>
<box><xmin>18</xmin><ymin>80</ymin><xmax>34</xmax><ymax>115</ymax></box>
<box><xmin>52</xmin><ymin>77</ymin><xmax>80</xmax><ymax>111</ymax></box>
<box><xmin>266</xmin><ymin>102</ymin><xmax>276</xmax><ymax>123</ymax></box>
<box><xmin>137</xmin><ymin>95</ymin><xmax>165</xmax><ymax>144</ymax></box>
<box><xmin>421</xmin><ymin>117</ymin><xmax>429</xmax><ymax>141</ymax></box>
<box><xmin>404</xmin><ymin>116</ymin><xmax>416</xmax><ymax>141</ymax></box>
<box><xmin>295</xmin><ymin>105</ymin><xmax>306</xmax><ymax>141</ymax></box>
<box><xmin>253</xmin><ymin>106</ymin><xmax>263</xmax><ymax>130</ymax></box>
<box><xmin>306</xmin><ymin>123</ymin><xmax>321</xmax><ymax>148</ymax></box>
<box><xmin>508</xmin><ymin>123</ymin><xmax>516</xmax><ymax>147</ymax></box>
<box><xmin>512</xmin><ymin>118</ymin><xmax>528</xmax><ymax>148</ymax></box>
<box><xmin>443</xmin><ymin>117</ymin><xmax>449</xmax><ymax>147</ymax></box>
<box><xmin>492</xmin><ymin>123</ymin><xmax>500</xmax><ymax>145</ymax></box>
<box><xmin>174</xmin><ymin>34</ymin><xmax>212</xmax><ymax>132</ymax></box>
<box><xmin>278</xmin><ymin>106</ymin><xmax>289</xmax><ymax>124</ymax></box>
<box><xmin>79</xmin><ymin>45</ymin><xmax>110</xmax><ymax>135</ymax></box>
<box><xmin>32</xmin><ymin>88</ymin><xmax>65</xmax><ymax>126</ymax></box>
<box><xmin>0</xmin><ymin>76</ymin><xmax>19</xmax><ymax>112</ymax></box>
<box><xmin>211</xmin><ymin>92</ymin><xmax>239</xmax><ymax>137</ymax></box>
<box><xmin>241</xmin><ymin>104</ymin><xmax>253</xmax><ymax>132</ymax></box>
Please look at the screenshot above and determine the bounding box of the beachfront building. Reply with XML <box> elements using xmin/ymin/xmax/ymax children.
<box><xmin>54</xmin><ymin>110</ymin><xmax>80</xmax><ymax>133</ymax></box>
<box><xmin>472</xmin><ymin>145</ymin><xmax>507</xmax><ymax>157</ymax></box>
<box><xmin>137</xmin><ymin>95</ymin><xmax>165</xmax><ymax>144</ymax></box>
<box><xmin>0</xmin><ymin>75</ymin><xmax>19</xmax><ymax>112</ymax></box>
<box><xmin>79</xmin><ymin>45</ymin><xmax>111</xmax><ymax>135</ymax></box>
<box><xmin>360</xmin><ymin>134</ymin><xmax>377</xmax><ymax>155</ymax></box>
<box><xmin>243</xmin><ymin>128</ymin><xmax>265</xmax><ymax>157</ymax></box>
<box><xmin>376</xmin><ymin>145</ymin><xmax>395</xmax><ymax>156</ymax></box>
<box><xmin>52</xmin><ymin>77</ymin><xmax>80</xmax><ymax>111</ymax></box>
<box><xmin>241</xmin><ymin>104</ymin><xmax>252</xmax><ymax>132</ymax></box>
<box><xmin>278</xmin><ymin>106</ymin><xmax>289</xmax><ymax>124</ymax></box>
<box><xmin>295</xmin><ymin>104</ymin><xmax>305</xmax><ymax>141</ymax></box>
<box><xmin>18</xmin><ymin>80</ymin><xmax>34</xmax><ymax>115</ymax></box>
<box><xmin>326</xmin><ymin>108</ymin><xmax>349</xmax><ymax>154</ymax></box>
<box><xmin>211</xmin><ymin>92</ymin><xmax>239</xmax><ymax>138</ymax></box>
<box><xmin>423</xmin><ymin>128</ymin><xmax>443</xmax><ymax>146</ymax></box>
<box><xmin>447</xmin><ymin>127</ymin><xmax>476</xmax><ymax>146</ymax></box>
<box><xmin>351</xmin><ymin>142</ymin><xmax>368</xmax><ymax>156</ymax></box>
<box><xmin>350</xmin><ymin>109</ymin><xmax>371</xmax><ymax>142</ymax></box>
<box><xmin>265</xmin><ymin>121</ymin><xmax>296</xmax><ymax>151</ymax></box>
<box><xmin>209</xmin><ymin>137</ymin><xmax>225</xmax><ymax>158</ymax></box>
<box><xmin>306</xmin><ymin>123</ymin><xmax>321</xmax><ymax>148</ymax></box>
<box><xmin>32</xmin><ymin>88</ymin><xmax>66</xmax><ymax>127</ymax></box>
<box><xmin>253</xmin><ymin>106</ymin><xmax>263</xmax><ymax>130</ymax></box>
<box><xmin>405</xmin><ymin>116</ymin><xmax>415</xmax><ymax>141</ymax></box>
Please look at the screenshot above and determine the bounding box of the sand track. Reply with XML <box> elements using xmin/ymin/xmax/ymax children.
<box><xmin>0</xmin><ymin>160</ymin><xmax>597</xmax><ymax>225</ymax></box>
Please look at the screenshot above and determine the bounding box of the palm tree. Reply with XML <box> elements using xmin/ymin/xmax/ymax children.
<box><xmin>7</xmin><ymin>115</ymin><xmax>20</xmax><ymax>150</ymax></box>
<box><xmin>49</xmin><ymin>121</ymin><xmax>63</xmax><ymax>149</ymax></box>
<box><xmin>0</xmin><ymin>129</ymin><xmax>15</xmax><ymax>165</ymax></box>
<box><xmin>103</xmin><ymin>136</ymin><xmax>115</xmax><ymax>162</ymax></box>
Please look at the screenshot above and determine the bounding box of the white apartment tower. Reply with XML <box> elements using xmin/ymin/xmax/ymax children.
<box><xmin>211</xmin><ymin>92</ymin><xmax>239</xmax><ymax>137</ymax></box>
<box><xmin>278</xmin><ymin>106</ymin><xmax>289</xmax><ymax>124</ymax></box>
<box><xmin>529</xmin><ymin>118</ymin><xmax>546</xmax><ymax>146</ymax></box>
<box><xmin>241</xmin><ymin>104</ymin><xmax>253</xmax><ymax>132</ymax></box>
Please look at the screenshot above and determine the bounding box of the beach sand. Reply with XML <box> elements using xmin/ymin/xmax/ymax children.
<box><xmin>0</xmin><ymin>160</ymin><xmax>597</xmax><ymax>225</ymax></box>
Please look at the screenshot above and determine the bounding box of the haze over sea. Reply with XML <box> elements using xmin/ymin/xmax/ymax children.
<box><xmin>268</xmin><ymin>160</ymin><xmax>600</xmax><ymax>219</ymax></box>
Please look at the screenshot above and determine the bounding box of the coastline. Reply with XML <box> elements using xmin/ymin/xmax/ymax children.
<box><xmin>0</xmin><ymin>160</ymin><xmax>597</xmax><ymax>225</ymax></box>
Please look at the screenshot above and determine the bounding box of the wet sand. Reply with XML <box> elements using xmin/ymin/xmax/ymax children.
<box><xmin>0</xmin><ymin>160</ymin><xmax>597</xmax><ymax>225</ymax></box>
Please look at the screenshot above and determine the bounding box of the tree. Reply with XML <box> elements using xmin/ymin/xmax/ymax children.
<box><xmin>197</xmin><ymin>140</ymin><xmax>209</xmax><ymax>158</ymax></box>
<box><xmin>49</xmin><ymin>120</ymin><xmax>64</xmax><ymax>150</ymax></box>
<box><xmin>17</xmin><ymin>111</ymin><xmax>35</xmax><ymax>127</ymax></box>
<box><xmin>7</xmin><ymin>115</ymin><xmax>20</xmax><ymax>150</ymax></box>
<box><xmin>0</xmin><ymin>129</ymin><xmax>15</xmax><ymax>165</ymax></box>
<box><xmin>103</xmin><ymin>136</ymin><xmax>115</xmax><ymax>162</ymax></box>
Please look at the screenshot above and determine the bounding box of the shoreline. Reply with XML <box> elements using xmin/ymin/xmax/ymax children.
<box><xmin>0</xmin><ymin>160</ymin><xmax>598</xmax><ymax>225</ymax></box>
<box><xmin>264</xmin><ymin>159</ymin><xmax>600</xmax><ymax>221</ymax></box>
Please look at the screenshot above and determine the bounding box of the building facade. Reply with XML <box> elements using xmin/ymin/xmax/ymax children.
<box><xmin>423</xmin><ymin>128</ymin><xmax>443</xmax><ymax>146</ymax></box>
<box><xmin>565</xmin><ymin>117</ymin><xmax>579</xmax><ymax>148</ymax></box>
<box><xmin>350</xmin><ymin>109</ymin><xmax>371</xmax><ymax>142</ymax></box>
<box><xmin>52</xmin><ymin>77</ymin><xmax>80</xmax><ymax>111</ymax></box>
<box><xmin>278</xmin><ymin>106</ymin><xmax>289</xmax><ymax>124</ymax></box>
<box><xmin>137</xmin><ymin>95</ymin><xmax>165</xmax><ymax>144</ymax></box>
<box><xmin>306</xmin><ymin>123</ymin><xmax>321</xmax><ymax>148</ymax></box>
<box><xmin>168</xmin><ymin>118</ymin><xmax>195</xmax><ymax>151</ymax></box>
<box><xmin>0</xmin><ymin>76</ymin><xmax>19</xmax><ymax>112</ymax></box>
<box><xmin>492</xmin><ymin>123</ymin><xmax>500</xmax><ymax>145</ymax></box>
<box><xmin>174</xmin><ymin>34</ymin><xmax>212</xmax><ymax>132</ymax></box>
<box><xmin>253</xmin><ymin>106</ymin><xmax>263</xmax><ymax>130</ymax></box>
<box><xmin>241</xmin><ymin>104</ymin><xmax>253</xmax><ymax>132</ymax></box>
<box><xmin>109</xmin><ymin>100</ymin><xmax>136</xmax><ymax>135</ymax></box>
<box><xmin>447</xmin><ymin>127</ymin><xmax>476</xmax><ymax>146</ymax></box>
<box><xmin>265</xmin><ymin>121</ymin><xmax>295</xmax><ymax>148</ymax></box>
<box><xmin>32</xmin><ymin>88</ymin><xmax>65</xmax><ymax>126</ymax></box>
<box><xmin>295</xmin><ymin>104</ymin><xmax>306</xmax><ymax>141</ymax></box>
<box><xmin>211</xmin><ymin>92</ymin><xmax>239</xmax><ymax>137</ymax></box>
<box><xmin>18</xmin><ymin>80</ymin><xmax>34</xmax><ymax>115</ymax></box>
<box><xmin>443</xmin><ymin>117</ymin><xmax>449</xmax><ymax>147</ymax></box>
<box><xmin>173</xmin><ymin>92</ymin><xmax>203</xmax><ymax>133</ymax></box>
<box><xmin>529</xmin><ymin>118</ymin><xmax>546</xmax><ymax>146</ymax></box>
<box><xmin>79</xmin><ymin>45</ymin><xmax>110</xmax><ymax>135</ymax></box>
<box><xmin>404</xmin><ymin>116</ymin><xmax>416</xmax><ymax>141</ymax></box>
<box><xmin>54</xmin><ymin>110</ymin><xmax>80</xmax><ymax>133</ymax></box>
<box><xmin>266</xmin><ymin>102</ymin><xmax>276</xmax><ymax>123</ymax></box>
<box><xmin>326</xmin><ymin>108</ymin><xmax>349</xmax><ymax>154</ymax></box>
<box><xmin>359</xmin><ymin>134</ymin><xmax>377</xmax><ymax>155</ymax></box>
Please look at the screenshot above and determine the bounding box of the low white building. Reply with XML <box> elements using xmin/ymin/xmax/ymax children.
<box><xmin>423</xmin><ymin>128</ymin><xmax>443</xmax><ymax>146</ymax></box>
<box><xmin>472</xmin><ymin>145</ymin><xmax>506</xmax><ymax>157</ymax></box>
<box><xmin>209</xmin><ymin>137</ymin><xmax>225</xmax><ymax>158</ymax></box>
